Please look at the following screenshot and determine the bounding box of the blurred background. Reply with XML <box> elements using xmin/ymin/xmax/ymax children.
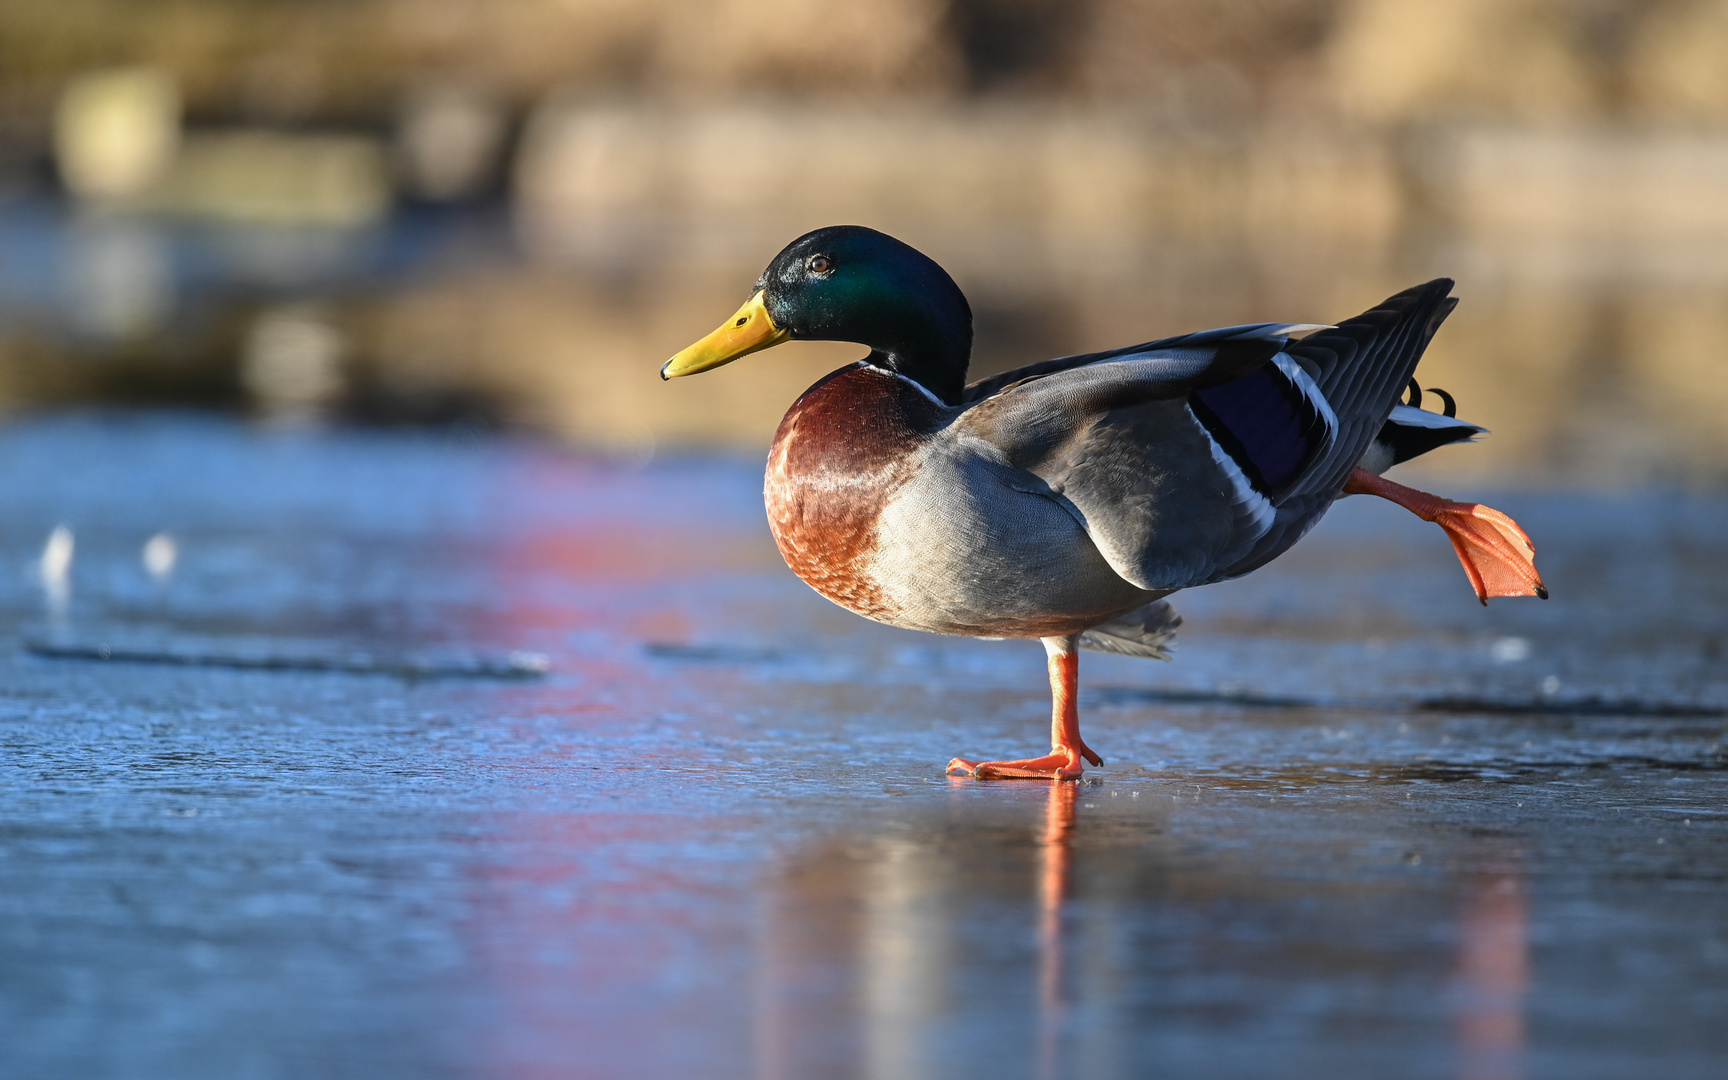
<box><xmin>3</xmin><ymin>0</ymin><xmax>1728</xmax><ymax>484</ymax></box>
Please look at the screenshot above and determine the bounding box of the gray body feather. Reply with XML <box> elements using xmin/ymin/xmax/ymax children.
<box><xmin>1078</xmin><ymin>599</ymin><xmax>1183</xmax><ymax>659</ymax></box>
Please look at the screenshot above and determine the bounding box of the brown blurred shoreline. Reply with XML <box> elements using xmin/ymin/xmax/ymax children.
<box><xmin>2</xmin><ymin>1</ymin><xmax>1728</xmax><ymax>485</ymax></box>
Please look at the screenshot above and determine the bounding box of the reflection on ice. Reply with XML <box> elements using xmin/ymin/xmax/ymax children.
<box><xmin>1454</xmin><ymin>859</ymin><xmax>1528</xmax><ymax>1080</ymax></box>
<box><xmin>1035</xmin><ymin>780</ymin><xmax>1077</xmax><ymax>1080</ymax></box>
<box><xmin>788</xmin><ymin>783</ymin><xmax>1081</xmax><ymax>1080</ymax></box>
<box><xmin>860</xmin><ymin>835</ymin><xmax>956</xmax><ymax>1080</ymax></box>
<box><xmin>756</xmin><ymin>779</ymin><xmax>1544</xmax><ymax>1080</ymax></box>
<box><xmin>37</xmin><ymin>524</ymin><xmax>74</xmax><ymax>619</ymax></box>
<box><xmin>0</xmin><ymin>418</ymin><xmax>1718</xmax><ymax>1078</ymax></box>
<box><xmin>142</xmin><ymin>531</ymin><xmax>177</xmax><ymax>581</ymax></box>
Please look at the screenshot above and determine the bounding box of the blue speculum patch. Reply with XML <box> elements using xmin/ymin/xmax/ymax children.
<box><xmin>1190</xmin><ymin>365</ymin><xmax>1325</xmax><ymax>495</ymax></box>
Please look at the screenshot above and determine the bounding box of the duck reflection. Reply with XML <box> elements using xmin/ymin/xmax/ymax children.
<box><xmin>858</xmin><ymin>781</ymin><xmax>1080</xmax><ymax>1080</ymax></box>
<box><xmin>756</xmin><ymin>782</ymin><xmax>1531</xmax><ymax>1080</ymax></box>
<box><xmin>755</xmin><ymin>782</ymin><xmax>1080</xmax><ymax>1080</ymax></box>
<box><xmin>1035</xmin><ymin>780</ymin><xmax>1076</xmax><ymax>1080</ymax></box>
<box><xmin>1454</xmin><ymin>858</ymin><xmax>1529</xmax><ymax>1080</ymax></box>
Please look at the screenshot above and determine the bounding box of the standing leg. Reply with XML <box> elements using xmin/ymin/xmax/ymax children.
<box><xmin>948</xmin><ymin>635</ymin><xmax>1101</xmax><ymax>780</ymax></box>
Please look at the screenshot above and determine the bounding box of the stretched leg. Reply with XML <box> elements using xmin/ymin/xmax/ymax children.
<box><xmin>1346</xmin><ymin>467</ymin><xmax>1547</xmax><ymax>604</ymax></box>
<box><xmin>948</xmin><ymin>635</ymin><xmax>1102</xmax><ymax>780</ymax></box>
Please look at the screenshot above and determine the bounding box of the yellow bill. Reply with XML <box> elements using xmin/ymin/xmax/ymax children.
<box><xmin>660</xmin><ymin>290</ymin><xmax>790</xmax><ymax>379</ymax></box>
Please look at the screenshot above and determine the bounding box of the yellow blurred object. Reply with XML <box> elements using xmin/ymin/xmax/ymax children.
<box><xmin>1329</xmin><ymin>0</ymin><xmax>1597</xmax><ymax>121</ymax></box>
<box><xmin>513</xmin><ymin>101</ymin><xmax>1402</xmax><ymax>269</ymax></box>
<box><xmin>653</xmin><ymin>0</ymin><xmax>946</xmax><ymax>93</ymax></box>
<box><xmin>54</xmin><ymin>67</ymin><xmax>181</xmax><ymax>202</ymax></box>
<box><xmin>242</xmin><ymin>306</ymin><xmax>347</xmax><ymax>422</ymax></box>
<box><xmin>149</xmin><ymin>132</ymin><xmax>392</xmax><ymax>227</ymax></box>
<box><xmin>396</xmin><ymin>85</ymin><xmax>507</xmax><ymax>201</ymax></box>
<box><xmin>1627</xmin><ymin>1</ymin><xmax>1728</xmax><ymax>122</ymax></box>
<box><xmin>1410</xmin><ymin>125</ymin><xmax>1728</xmax><ymax>253</ymax></box>
<box><xmin>1623</xmin><ymin>291</ymin><xmax>1728</xmax><ymax>465</ymax></box>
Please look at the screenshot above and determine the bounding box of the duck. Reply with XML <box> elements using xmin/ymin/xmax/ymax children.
<box><xmin>662</xmin><ymin>225</ymin><xmax>1546</xmax><ymax>779</ymax></box>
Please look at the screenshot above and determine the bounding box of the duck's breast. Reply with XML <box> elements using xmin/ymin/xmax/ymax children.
<box><xmin>764</xmin><ymin>364</ymin><xmax>942</xmax><ymax>623</ymax></box>
<box><xmin>765</xmin><ymin>364</ymin><xmax>1155</xmax><ymax>637</ymax></box>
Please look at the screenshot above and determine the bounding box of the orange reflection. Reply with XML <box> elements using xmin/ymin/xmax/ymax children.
<box><xmin>1037</xmin><ymin>779</ymin><xmax>1078</xmax><ymax>1080</ymax></box>
<box><xmin>1454</xmin><ymin>859</ymin><xmax>1529</xmax><ymax>1080</ymax></box>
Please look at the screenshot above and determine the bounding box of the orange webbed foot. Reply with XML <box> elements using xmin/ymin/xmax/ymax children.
<box><xmin>1346</xmin><ymin>468</ymin><xmax>1548</xmax><ymax>604</ymax></box>
<box><xmin>947</xmin><ymin>750</ymin><xmax>1087</xmax><ymax>780</ymax></box>
<box><xmin>948</xmin><ymin>734</ymin><xmax>1102</xmax><ymax>780</ymax></box>
<box><xmin>1428</xmin><ymin>501</ymin><xmax>1548</xmax><ymax>604</ymax></box>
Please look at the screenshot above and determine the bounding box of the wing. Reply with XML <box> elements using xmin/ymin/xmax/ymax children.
<box><xmin>961</xmin><ymin>322</ymin><xmax>1332</xmax><ymax>404</ymax></box>
<box><xmin>953</xmin><ymin>281</ymin><xmax>1458</xmax><ymax>591</ymax></box>
<box><xmin>1213</xmin><ymin>279</ymin><xmax>1457</xmax><ymax>578</ymax></box>
<box><xmin>953</xmin><ymin>327</ymin><xmax>1312</xmax><ymax>590</ymax></box>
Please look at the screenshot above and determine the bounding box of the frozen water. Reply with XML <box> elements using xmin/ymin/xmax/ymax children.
<box><xmin>0</xmin><ymin>413</ymin><xmax>1723</xmax><ymax>1079</ymax></box>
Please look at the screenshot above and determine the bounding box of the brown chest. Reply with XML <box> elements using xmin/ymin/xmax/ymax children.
<box><xmin>762</xmin><ymin>365</ymin><xmax>948</xmax><ymax>622</ymax></box>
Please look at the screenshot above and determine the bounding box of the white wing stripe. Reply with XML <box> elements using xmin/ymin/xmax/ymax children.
<box><xmin>1270</xmin><ymin>351</ymin><xmax>1340</xmax><ymax>499</ymax></box>
<box><xmin>1273</xmin><ymin>352</ymin><xmax>1339</xmax><ymax>443</ymax></box>
<box><xmin>1188</xmin><ymin>404</ymin><xmax>1276</xmax><ymax>544</ymax></box>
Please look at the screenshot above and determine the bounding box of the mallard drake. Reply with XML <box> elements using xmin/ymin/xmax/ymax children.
<box><xmin>663</xmin><ymin>226</ymin><xmax>1545</xmax><ymax>779</ymax></box>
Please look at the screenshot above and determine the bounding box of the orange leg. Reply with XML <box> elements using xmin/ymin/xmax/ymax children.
<box><xmin>948</xmin><ymin>635</ymin><xmax>1101</xmax><ymax>780</ymax></box>
<box><xmin>1346</xmin><ymin>467</ymin><xmax>1548</xmax><ymax>605</ymax></box>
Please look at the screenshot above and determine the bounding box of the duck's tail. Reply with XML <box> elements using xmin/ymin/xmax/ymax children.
<box><xmin>1079</xmin><ymin>599</ymin><xmax>1183</xmax><ymax>660</ymax></box>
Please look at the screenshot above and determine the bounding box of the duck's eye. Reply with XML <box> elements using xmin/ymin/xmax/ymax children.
<box><xmin>808</xmin><ymin>256</ymin><xmax>832</xmax><ymax>275</ymax></box>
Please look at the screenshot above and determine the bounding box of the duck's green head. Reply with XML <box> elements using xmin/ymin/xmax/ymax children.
<box><xmin>661</xmin><ymin>225</ymin><xmax>973</xmax><ymax>404</ymax></box>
